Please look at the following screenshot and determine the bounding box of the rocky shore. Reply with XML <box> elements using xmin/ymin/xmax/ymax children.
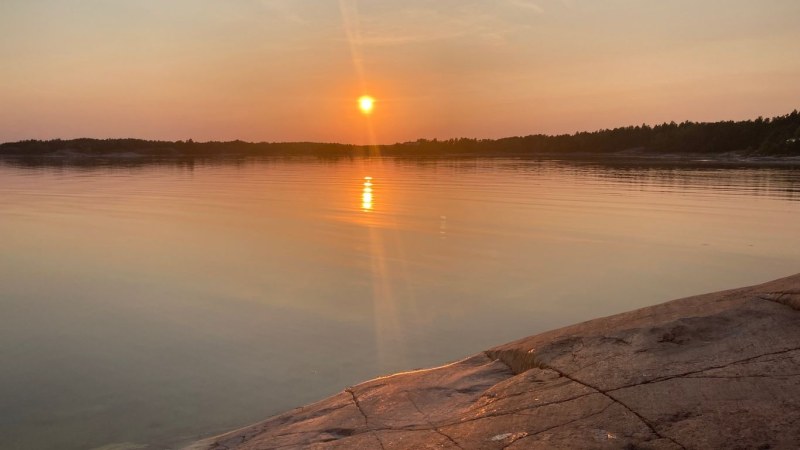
<box><xmin>187</xmin><ymin>274</ymin><xmax>800</xmax><ymax>449</ymax></box>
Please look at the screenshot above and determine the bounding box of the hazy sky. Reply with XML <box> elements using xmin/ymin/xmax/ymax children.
<box><xmin>1</xmin><ymin>0</ymin><xmax>799</xmax><ymax>144</ymax></box>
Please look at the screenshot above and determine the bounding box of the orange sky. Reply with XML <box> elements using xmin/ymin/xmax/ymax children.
<box><xmin>1</xmin><ymin>0</ymin><xmax>799</xmax><ymax>144</ymax></box>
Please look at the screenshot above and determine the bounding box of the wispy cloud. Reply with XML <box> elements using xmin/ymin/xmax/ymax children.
<box><xmin>558</xmin><ymin>0</ymin><xmax>577</xmax><ymax>10</ymax></box>
<box><xmin>338</xmin><ymin>0</ymin><xmax>367</xmax><ymax>88</ymax></box>
<box><xmin>259</xmin><ymin>0</ymin><xmax>307</xmax><ymax>24</ymax></box>
<box><xmin>506</xmin><ymin>0</ymin><xmax>545</xmax><ymax>14</ymax></box>
<box><xmin>337</xmin><ymin>4</ymin><xmax>528</xmax><ymax>48</ymax></box>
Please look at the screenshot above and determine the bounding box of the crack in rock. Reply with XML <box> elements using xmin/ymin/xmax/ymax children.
<box><xmin>501</xmin><ymin>402</ymin><xmax>615</xmax><ymax>449</ymax></box>
<box><xmin>608</xmin><ymin>346</ymin><xmax>800</xmax><ymax>391</ymax></box>
<box><xmin>456</xmin><ymin>391</ymin><xmax>597</xmax><ymax>426</ymax></box>
<box><xmin>757</xmin><ymin>291</ymin><xmax>800</xmax><ymax>310</ymax></box>
<box><xmin>552</xmin><ymin>369</ymin><xmax>686</xmax><ymax>449</ymax></box>
<box><xmin>405</xmin><ymin>391</ymin><xmax>464</xmax><ymax>449</ymax></box>
<box><xmin>685</xmin><ymin>373</ymin><xmax>800</xmax><ymax>379</ymax></box>
<box><xmin>345</xmin><ymin>388</ymin><xmax>369</xmax><ymax>426</ymax></box>
<box><xmin>344</xmin><ymin>388</ymin><xmax>386</xmax><ymax>450</ymax></box>
<box><xmin>486</xmin><ymin>353</ymin><xmax>687</xmax><ymax>449</ymax></box>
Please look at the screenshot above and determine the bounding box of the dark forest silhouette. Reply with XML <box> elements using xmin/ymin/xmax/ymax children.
<box><xmin>2</xmin><ymin>110</ymin><xmax>799</xmax><ymax>158</ymax></box>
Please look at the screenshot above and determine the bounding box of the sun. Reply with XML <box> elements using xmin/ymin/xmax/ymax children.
<box><xmin>358</xmin><ymin>95</ymin><xmax>375</xmax><ymax>115</ymax></box>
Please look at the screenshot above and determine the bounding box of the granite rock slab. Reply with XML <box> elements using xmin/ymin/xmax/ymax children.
<box><xmin>187</xmin><ymin>274</ymin><xmax>800</xmax><ymax>449</ymax></box>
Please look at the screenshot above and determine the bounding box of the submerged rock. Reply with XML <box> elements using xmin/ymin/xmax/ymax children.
<box><xmin>186</xmin><ymin>274</ymin><xmax>800</xmax><ymax>449</ymax></box>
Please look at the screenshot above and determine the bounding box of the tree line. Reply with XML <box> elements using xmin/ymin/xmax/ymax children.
<box><xmin>2</xmin><ymin>110</ymin><xmax>798</xmax><ymax>157</ymax></box>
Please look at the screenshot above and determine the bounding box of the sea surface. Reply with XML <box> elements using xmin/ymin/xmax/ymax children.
<box><xmin>1</xmin><ymin>156</ymin><xmax>799</xmax><ymax>449</ymax></box>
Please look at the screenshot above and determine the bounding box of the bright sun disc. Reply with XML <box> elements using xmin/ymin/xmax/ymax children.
<box><xmin>358</xmin><ymin>95</ymin><xmax>375</xmax><ymax>114</ymax></box>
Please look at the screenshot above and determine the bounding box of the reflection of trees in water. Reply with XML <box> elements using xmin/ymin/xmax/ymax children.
<box><xmin>0</xmin><ymin>154</ymin><xmax>233</xmax><ymax>172</ymax></box>
<box><xmin>562</xmin><ymin>161</ymin><xmax>800</xmax><ymax>202</ymax></box>
<box><xmin>389</xmin><ymin>156</ymin><xmax>800</xmax><ymax>201</ymax></box>
<box><xmin>432</xmin><ymin>157</ymin><xmax>800</xmax><ymax>202</ymax></box>
<box><xmin>2</xmin><ymin>153</ymin><xmax>798</xmax><ymax>201</ymax></box>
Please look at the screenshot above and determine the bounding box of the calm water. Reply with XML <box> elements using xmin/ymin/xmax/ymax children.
<box><xmin>1</xmin><ymin>157</ymin><xmax>799</xmax><ymax>449</ymax></box>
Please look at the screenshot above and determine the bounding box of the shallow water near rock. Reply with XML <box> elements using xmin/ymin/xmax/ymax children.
<box><xmin>1</xmin><ymin>156</ymin><xmax>799</xmax><ymax>449</ymax></box>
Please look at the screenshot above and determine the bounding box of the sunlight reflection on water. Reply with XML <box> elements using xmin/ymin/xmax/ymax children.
<box><xmin>362</xmin><ymin>176</ymin><xmax>373</xmax><ymax>211</ymax></box>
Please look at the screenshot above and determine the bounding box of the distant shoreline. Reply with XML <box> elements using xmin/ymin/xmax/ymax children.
<box><xmin>2</xmin><ymin>110</ymin><xmax>799</xmax><ymax>160</ymax></box>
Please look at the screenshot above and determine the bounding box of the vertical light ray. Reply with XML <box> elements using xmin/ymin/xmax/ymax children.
<box><xmin>338</xmin><ymin>0</ymin><xmax>367</xmax><ymax>93</ymax></box>
<box><xmin>341</xmin><ymin>2</ymin><xmax>405</xmax><ymax>368</ymax></box>
<box><xmin>366</xmin><ymin>223</ymin><xmax>405</xmax><ymax>369</ymax></box>
<box><xmin>339</xmin><ymin>0</ymin><xmax>380</xmax><ymax>150</ymax></box>
<box><xmin>355</xmin><ymin>171</ymin><xmax>417</xmax><ymax>369</ymax></box>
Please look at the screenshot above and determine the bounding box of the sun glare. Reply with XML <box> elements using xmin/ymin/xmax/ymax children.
<box><xmin>358</xmin><ymin>95</ymin><xmax>375</xmax><ymax>115</ymax></box>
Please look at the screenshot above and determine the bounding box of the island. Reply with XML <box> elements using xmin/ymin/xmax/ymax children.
<box><xmin>185</xmin><ymin>273</ymin><xmax>800</xmax><ymax>449</ymax></box>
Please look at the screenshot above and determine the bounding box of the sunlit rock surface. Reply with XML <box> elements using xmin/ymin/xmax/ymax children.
<box><xmin>187</xmin><ymin>274</ymin><xmax>800</xmax><ymax>449</ymax></box>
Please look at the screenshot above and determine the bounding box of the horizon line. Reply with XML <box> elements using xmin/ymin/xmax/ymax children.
<box><xmin>2</xmin><ymin>109</ymin><xmax>797</xmax><ymax>147</ymax></box>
